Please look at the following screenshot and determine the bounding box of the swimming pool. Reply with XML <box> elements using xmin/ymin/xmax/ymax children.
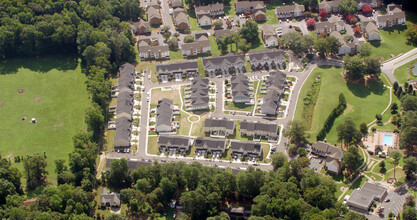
<box><xmin>383</xmin><ymin>134</ymin><xmax>393</xmax><ymax>146</ymax></box>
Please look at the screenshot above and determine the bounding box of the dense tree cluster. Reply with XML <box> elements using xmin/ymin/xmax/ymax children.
<box><xmin>280</xmin><ymin>32</ymin><xmax>314</xmax><ymax>56</ymax></box>
<box><xmin>102</xmin><ymin>158</ymin><xmax>362</xmax><ymax>220</ymax></box>
<box><xmin>343</xmin><ymin>55</ymin><xmax>381</xmax><ymax>81</ymax></box>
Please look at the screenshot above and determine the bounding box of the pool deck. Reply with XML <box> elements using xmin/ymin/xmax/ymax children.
<box><xmin>363</xmin><ymin>130</ymin><xmax>399</xmax><ymax>155</ymax></box>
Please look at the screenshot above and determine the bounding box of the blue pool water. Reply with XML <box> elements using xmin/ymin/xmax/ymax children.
<box><xmin>383</xmin><ymin>134</ymin><xmax>393</xmax><ymax>146</ymax></box>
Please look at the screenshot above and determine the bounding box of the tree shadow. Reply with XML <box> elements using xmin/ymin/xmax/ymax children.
<box><xmin>383</xmin><ymin>25</ymin><xmax>407</xmax><ymax>35</ymax></box>
<box><xmin>0</xmin><ymin>54</ymin><xmax>79</xmax><ymax>75</ymax></box>
<box><xmin>370</xmin><ymin>40</ymin><xmax>381</xmax><ymax>48</ymax></box>
<box><xmin>346</xmin><ymin>77</ymin><xmax>386</xmax><ymax>98</ymax></box>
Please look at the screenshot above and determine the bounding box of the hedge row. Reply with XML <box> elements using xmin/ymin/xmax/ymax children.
<box><xmin>316</xmin><ymin>93</ymin><xmax>347</xmax><ymax>141</ymax></box>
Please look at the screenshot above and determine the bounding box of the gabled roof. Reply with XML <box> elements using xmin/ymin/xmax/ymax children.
<box><xmin>377</xmin><ymin>10</ymin><xmax>405</xmax><ymax>23</ymax></box>
<box><xmin>214</xmin><ymin>27</ymin><xmax>240</xmax><ymax>38</ymax></box>
<box><xmin>195</xmin><ymin>137</ymin><xmax>227</xmax><ymax>152</ymax></box>
<box><xmin>362</xmin><ymin>19</ymin><xmax>379</xmax><ymax>34</ymax></box>
<box><xmin>261</xmin><ymin>89</ymin><xmax>281</xmax><ymax>114</ymax></box>
<box><xmin>235</xmin><ymin>1</ymin><xmax>265</xmax><ymax>11</ymax></box>
<box><xmin>204</xmin><ymin>118</ymin><xmax>235</xmax><ymax>130</ymax></box>
<box><xmin>156</xmin><ymin>98</ymin><xmax>174</xmax><ymax>131</ymax></box>
<box><xmin>240</xmin><ymin>121</ymin><xmax>279</xmax><ymax>134</ymax></box>
<box><xmin>158</xmin><ymin>135</ymin><xmax>192</xmax><ymax>148</ymax></box>
<box><xmin>171</xmin><ymin>0</ymin><xmax>183</xmax><ymax>7</ymax></box>
<box><xmin>156</xmin><ymin>61</ymin><xmax>198</xmax><ymax>74</ymax></box>
<box><xmin>275</xmin><ymin>3</ymin><xmax>305</xmax><ymax>13</ymax></box>
<box><xmin>262</xmin><ymin>25</ymin><xmax>276</xmax><ymax>37</ymax></box>
<box><xmin>174</xmin><ymin>8</ymin><xmax>188</xmax><ymax>25</ymax></box>
<box><xmin>230</xmin><ymin>140</ymin><xmax>262</xmax><ymax>156</ymax></box>
<box><xmin>147</xmin><ymin>6</ymin><xmax>161</xmax><ymax>20</ymax></box>
<box><xmin>311</xmin><ymin>141</ymin><xmax>343</xmax><ymax>160</ymax></box>
<box><xmin>319</xmin><ymin>0</ymin><xmax>341</xmax><ymax>8</ymax></box>
<box><xmin>195</xmin><ymin>3</ymin><xmax>224</xmax><ymax>15</ymax></box>
<box><xmin>100</xmin><ymin>188</ymin><xmax>121</xmax><ymax>205</ymax></box>
<box><xmin>315</xmin><ymin>21</ymin><xmax>345</xmax><ymax>30</ymax></box>
<box><xmin>202</xmin><ymin>54</ymin><xmax>245</xmax><ymax>69</ymax></box>
<box><xmin>248</xmin><ymin>49</ymin><xmax>285</xmax><ymax>63</ymax></box>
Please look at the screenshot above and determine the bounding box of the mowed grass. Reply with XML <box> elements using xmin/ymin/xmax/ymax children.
<box><xmin>294</xmin><ymin>66</ymin><xmax>390</xmax><ymax>144</ymax></box>
<box><xmin>394</xmin><ymin>58</ymin><xmax>417</xmax><ymax>84</ymax></box>
<box><xmin>369</xmin><ymin>12</ymin><xmax>417</xmax><ymax>60</ymax></box>
<box><xmin>0</xmin><ymin>56</ymin><xmax>89</xmax><ymax>182</ymax></box>
<box><xmin>209</xmin><ymin>36</ymin><xmax>221</xmax><ymax>56</ymax></box>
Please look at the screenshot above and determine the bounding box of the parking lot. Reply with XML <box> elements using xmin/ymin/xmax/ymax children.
<box><xmin>309</xmin><ymin>158</ymin><xmax>322</xmax><ymax>172</ymax></box>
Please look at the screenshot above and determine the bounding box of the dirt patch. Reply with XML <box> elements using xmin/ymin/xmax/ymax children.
<box><xmin>33</xmin><ymin>97</ymin><xmax>42</xmax><ymax>102</ymax></box>
<box><xmin>0</xmin><ymin>103</ymin><xmax>3</xmax><ymax>107</ymax></box>
<box><xmin>18</xmin><ymin>89</ymin><xmax>24</xmax><ymax>93</ymax></box>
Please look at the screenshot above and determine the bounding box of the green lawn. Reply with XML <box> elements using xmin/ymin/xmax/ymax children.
<box><xmin>147</xmin><ymin>136</ymin><xmax>159</xmax><ymax>155</ymax></box>
<box><xmin>209</xmin><ymin>36</ymin><xmax>221</xmax><ymax>56</ymax></box>
<box><xmin>151</xmin><ymin>88</ymin><xmax>181</xmax><ymax>106</ymax></box>
<box><xmin>178</xmin><ymin>111</ymin><xmax>191</xmax><ymax>136</ymax></box>
<box><xmin>294</xmin><ymin>66</ymin><xmax>390</xmax><ymax>144</ymax></box>
<box><xmin>368</xmin><ymin>14</ymin><xmax>417</xmax><ymax>60</ymax></box>
<box><xmin>169</xmin><ymin>50</ymin><xmax>183</xmax><ymax>60</ymax></box>
<box><xmin>198</xmin><ymin>59</ymin><xmax>205</xmax><ymax>77</ymax></box>
<box><xmin>0</xmin><ymin>55</ymin><xmax>89</xmax><ymax>183</ymax></box>
<box><xmin>394</xmin><ymin>58</ymin><xmax>417</xmax><ymax>84</ymax></box>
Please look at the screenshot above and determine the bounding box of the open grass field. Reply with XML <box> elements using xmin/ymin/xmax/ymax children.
<box><xmin>190</xmin><ymin>113</ymin><xmax>209</xmax><ymax>137</ymax></box>
<box><xmin>294</xmin><ymin>66</ymin><xmax>390</xmax><ymax>144</ymax></box>
<box><xmin>394</xmin><ymin>58</ymin><xmax>417</xmax><ymax>84</ymax></box>
<box><xmin>178</xmin><ymin>111</ymin><xmax>191</xmax><ymax>136</ymax></box>
<box><xmin>151</xmin><ymin>88</ymin><xmax>181</xmax><ymax>106</ymax></box>
<box><xmin>0</xmin><ymin>55</ymin><xmax>89</xmax><ymax>182</ymax></box>
<box><xmin>368</xmin><ymin>12</ymin><xmax>417</xmax><ymax>60</ymax></box>
<box><xmin>169</xmin><ymin>50</ymin><xmax>183</xmax><ymax>60</ymax></box>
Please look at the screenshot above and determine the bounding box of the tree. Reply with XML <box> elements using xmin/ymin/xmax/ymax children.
<box><xmin>167</xmin><ymin>37</ymin><xmax>179</xmax><ymax>50</ymax></box>
<box><xmin>326</xmin><ymin>36</ymin><xmax>342</xmax><ymax>55</ymax></box>
<box><xmin>283</xmin><ymin>120</ymin><xmax>307</xmax><ymax>145</ymax></box>
<box><xmin>161</xmin><ymin>25</ymin><xmax>170</xmax><ymax>33</ymax></box>
<box><xmin>163</xmin><ymin>31</ymin><xmax>171</xmax><ymax>41</ymax></box>
<box><xmin>306</xmin><ymin>18</ymin><xmax>316</xmax><ymax>30</ymax></box>
<box><xmin>342</xmin><ymin>146</ymin><xmax>361</xmax><ymax>173</ymax></box>
<box><xmin>303</xmin><ymin>0</ymin><xmax>311</xmax><ymax>11</ymax></box>
<box><xmin>184</xmin><ymin>35</ymin><xmax>195</xmax><ymax>43</ymax></box>
<box><xmin>107</xmin><ymin>158</ymin><xmax>131</xmax><ymax>190</ymax></box>
<box><xmin>364</xmin><ymin>57</ymin><xmax>381</xmax><ymax>77</ymax></box>
<box><xmin>359</xmin><ymin>122</ymin><xmax>368</xmax><ymax>135</ymax></box>
<box><xmin>361</xmin><ymin>5</ymin><xmax>373</xmax><ymax>15</ymax></box>
<box><xmin>403</xmin><ymin>206</ymin><xmax>417</xmax><ymax>220</ymax></box>
<box><xmin>339</xmin><ymin>0</ymin><xmax>358</xmax><ymax>15</ymax></box>
<box><xmin>281</xmin><ymin>32</ymin><xmax>309</xmax><ymax>55</ymax></box>
<box><xmin>271</xmin><ymin>152</ymin><xmax>287</xmax><ymax>170</ymax></box>
<box><xmin>353</xmin><ymin>26</ymin><xmax>362</xmax><ymax>36</ymax></box>
<box><xmin>359</xmin><ymin>43</ymin><xmax>372</xmax><ymax>57</ymax></box>
<box><xmin>287</xmin><ymin>144</ymin><xmax>298</xmax><ymax>156</ymax></box>
<box><xmin>391</xmin><ymin>102</ymin><xmax>398</xmax><ymax>114</ymax></box>
<box><xmin>240</xmin><ymin>20</ymin><xmax>259</xmax><ymax>43</ymax></box>
<box><xmin>375</xmin><ymin>114</ymin><xmax>382</xmax><ymax>122</ymax></box>
<box><xmin>379</xmin><ymin>160</ymin><xmax>386</xmax><ymax>173</ymax></box>
<box><xmin>405</xmin><ymin>26</ymin><xmax>417</xmax><ymax>45</ymax></box>
<box><xmin>319</xmin><ymin>10</ymin><xmax>328</xmax><ymax>20</ymax></box>
<box><xmin>350</xmin><ymin>16</ymin><xmax>358</xmax><ymax>24</ymax></box>
<box><xmin>23</xmin><ymin>154</ymin><xmax>48</xmax><ymax>190</ymax></box>
<box><xmin>225</xmin><ymin>20</ymin><xmax>232</xmax><ymax>27</ymax></box>
<box><xmin>343</xmin><ymin>55</ymin><xmax>366</xmax><ymax>81</ymax></box>
<box><xmin>337</xmin><ymin>118</ymin><xmax>362</xmax><ymax>147</ymax></box>
<box><xmin>402</xmin><ymin>96</ymin><xmax>417</xmax><ymax>111</ymax></box>
<box><xmin>403</xmin><ymin>157</ymin><xmax>417</xmax><ymax>179</ymax></box>
<box><xmin>400</xmin><ymin>127</ymin><xmax>417</xmax><ymax>154</ymax></box>
<box><xmin>390</xmin><ymin>150</ymin><xmax>402</xmax><ymax>180</ymax></box>
<box><xmin>85</xmin><ymin>103</ymin><xmax>105</xmax><ymax>142</ymax></box>
<box><xmin>315</xmin><ymin>38</ymin><xmax>328</xmax><ymax>57</ymax></box>
<box><xmin>343</xmin><ymin>34</ymin><xmax>354</xmax><ymax>43</ymax></box>
<box><xmin>214</xmin><ymin>20</ymin><xmax>223</xmax><ymax>30</ymax></box>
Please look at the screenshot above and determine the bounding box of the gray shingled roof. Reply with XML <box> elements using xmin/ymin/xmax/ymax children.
<box><xmin>230</xmin><ymin>140</ymin><xmax>262</xmax><ymax>156</ymax></box>
<box><xmin>100</xmin><ymin>188</ymin><xmax>120</xmax><ymax>206</ymax></box>
<box><xmin>158</xmin><ymin>135</ymin><xmax>192</xmax><ymax>149</ymax></box>
<box><xmin>204</xmin><ymin>118</ymin><xmax>235</xmax><ymax>130</ymax></box>
<box><xmin>156</xmin><ymin>61</ymin><xmax>198</xmax><ymax>74</ymax></box>
<box><xmin>195</xmin><ymin>3</ymin><xmax>224</xmax><ymax>15</ymax></box>
<box><xmin>261</xmin><ymin>89</ymin><xmax>281</xmax><ymax>114</ymax></box>
<box><xmin>311</xmin><ymin>141</ymin><xmax>343</xmax><ymax>160</ymax></box>
<box><xmin>248</xmin><ymin>49</ymin><xmax>285</xmax><ymax>63</ymax></box>
<box><xmin>195</xmin><ymin>137</ymin><xmax>227</xmax><ymax>152</ymax></box>
<box><xmin>156</xmin><ymin>98</ymin><xmax>174</xmax><ymax>131</ymax></box>
<box><xmin>202</xmin><ymin>54</ymin><xmax>245</xmax><ymax>69</ymax></box>
<box><xmin>240</xmin><ymin>121</ymin><xmax>279</xmax><ymax>134</ymax></box>
<box><xmin>275</xmin><ymin>3</ymin><xmax>305</xmax><ymax>13</ymax></box>
<box><xmin>174</xmin><ymin>8</ymin><xmax>188</xmax><ymax>25</ymax></box>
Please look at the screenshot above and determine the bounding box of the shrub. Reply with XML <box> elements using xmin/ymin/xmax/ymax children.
<box><xmin>316</xmin><ymin>93</ymin><xmax>347</xmax><ymax>140</ymax></box>
<box><xmin>361</xmin><ymin>5</ymin><xmax>373</xmax><ymax>15</ymax></box>
<box><xmin>375</xmin><ymin>114</ymin><xmax>382</xmax><ymax>122</ymax></box>
<box><xmin>319</xmin><ymin>9</ymin><xmax>328</xmax><ymax>20</ymax></box>
<box><xmin>306</xmin><ymin>18</ymin><xmax>316</xmax><ymax>30</ymax></box>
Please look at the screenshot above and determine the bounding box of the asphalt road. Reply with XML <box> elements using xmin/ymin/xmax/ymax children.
<box><xmin>381</xmin><ymin>48</ymin><xmax>417</xmax><ymax>83</ymax></box>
